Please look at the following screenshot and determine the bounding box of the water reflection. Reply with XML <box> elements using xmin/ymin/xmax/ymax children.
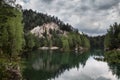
<box><xmin>52</xmin><ymin>57</ymin><xmax>117</xmax><ymax>80</ymax></box>
<box><xmin>22</xmin><ymin>50</ymin><xmax>120</xmax><ymax>80</ymax></box>
<box><xmin>105</xmin><ymin>51</ymin><xmax>120</xmax><ymax>79</ymax></box>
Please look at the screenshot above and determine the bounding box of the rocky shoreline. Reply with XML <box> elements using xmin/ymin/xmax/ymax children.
<box><xmin>39</xmin><ymin>46</ymin><xmax>59</xmax><ymax>50</ymax></box>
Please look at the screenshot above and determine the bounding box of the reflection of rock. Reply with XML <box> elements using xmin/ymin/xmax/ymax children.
<box><xmin>32</xmin><ymin>58</ymin><xmax>59</xmax><ymax>71</ymax></box>
<box><xmin>75</xmin><ymin>46</ymin><xmax>89</xmax><ymax>53</ymax></box>
<box><xmin>32</xmin><ymin>58</ymin><xmax>44</xmax><ymax>70</ymax></box>
<box><xmin>23</xmin><ymin>50</ymin><xmax>90</xmax><ymax>80</ymax></box>
<box><xmin>93</xmin><ymin>56</ymin><xmax>105</xmax><ymax>61</ymax></box>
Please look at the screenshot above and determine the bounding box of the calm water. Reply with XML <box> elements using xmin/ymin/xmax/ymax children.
<box><xmin>22</xmin><ymin>50</ymin><xmax>120</xmax><ymax>80</ymax></box>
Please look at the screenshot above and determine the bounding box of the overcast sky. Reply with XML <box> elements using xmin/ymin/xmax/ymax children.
<box><xmin>17</xmin><ymin>0</ymin><xmax>120</xmax><ymax>36</ymax></box>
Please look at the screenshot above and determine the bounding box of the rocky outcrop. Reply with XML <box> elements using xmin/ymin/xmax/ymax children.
<box><xmin>39</xmin><ymin>47</ymin><xmax>59</xmax><ymax>50</ymax></box>
<box><xmin>30</xmin><ymin>22</ymin><xmax>67</xmax><ymax>38</ymax></box>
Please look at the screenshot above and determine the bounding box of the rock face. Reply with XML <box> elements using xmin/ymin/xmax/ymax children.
<box><xmin>39</xmin><ymin>47</ymin><xmax>59</xmax><ymax>50</ymax></box>
<box><xmin>30</xmin><ymin>22</ymin><xmax>67</xmax><ymax>38</ymax></box>
<box><xmin>31</xmin><ymin>22</ymin><xmax>62</xmax><ymax>37</ymax></box>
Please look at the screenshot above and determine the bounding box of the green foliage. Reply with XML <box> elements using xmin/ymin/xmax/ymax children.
<box><xmin>83</xmin><ymin>37</ymin><xmax>90</xmax><ymax>48</ymax></box>
<box><xmin>22</xmin><ymin>9</ymin><xmax>90</xmax><ymax>51</ymax></box>
<box><xmin>105</xmin><ymin>50</ymin><xmax>120</xmax><ymax>63</ymax></box>
<box><xmin>67</xmin><ymin>32</ymin><xmax>81</xmax><ymax>48</ymax></box>
<box><xmin>25</xmin><ymin>33</ymin><xmax>35</xmax><ymax>49</ymax></box>
<box><xmin>0</xmin><ymin>4</ymin><xmax>24</xmax><ymax>57</ymax></box>
<box><xmin>81</xmin><ymin>35</ymin><xmax>90</xmax><ymax>48</ymax></box>
<box><xmin>61</xmin><ymin>36</ymin><xmax>70</xmax><ymax>51</ymax></box>
<box><xmin>104</xmin><ymin>23</ymin><xmax>120</xmax><ymax>78</ymax></box>
<box><xmin>48</xmin><ymin>40</ymin><xmax>52</xmax><ymax>48</ymax></box>
<box><xmin>60</xmin><ymin>32</ymin><xmax>90</xmax><ymax>51</ymax></box>
<box><xmin>89</xmin><ymin>35</ymin><xmax>105</xmax><ymax>49</ymax></box>
<box><xmin>104</xmin><ymin>22</ymin><xmax>120</xmax><ymax>50</ymax></box>
<box><xmin>24</xmin><ymin>33</ymin><xmax>42</xmax><ymax>50</ymax></box>
<box><xmin>104</xmin><ymin>34</ymin><xmax>110</xmax><ymax>49</ymax></box>
<box><xmin>34</xmin><ymin>36</ymin><xmax>41</xmax><ymax>48</ymax></box>
<box><xmin>35</xmin><ymin>31</ymin><xmax>90</xmax><ymax>51</ymax></box>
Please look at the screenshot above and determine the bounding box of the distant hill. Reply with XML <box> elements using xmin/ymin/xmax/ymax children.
<box><xmin>23</xmin><ymin>9</ymin><xmax>78</xmax><ymax>33</ymax></box>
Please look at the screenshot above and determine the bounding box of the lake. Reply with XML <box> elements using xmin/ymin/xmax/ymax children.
<box><xmin>22</xmin><ymin>50</ymin><xmax>120</xmax><ymax>80</ymax></box>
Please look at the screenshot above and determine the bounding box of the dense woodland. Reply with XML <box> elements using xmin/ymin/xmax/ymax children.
<box><xmin>104</xmin><ymin>23</ymin><xmax>120</xmax><ymax>69</ymax></box>
<box><xmin>23</xmin><ymin>9</ymin><xmax>90</xmax><ymax>51</ymax></box>
<box><xmin>0</xmin><ymin>0</ymin><xmax>24</xmax><ymax>58</ymax></box>
<box><xmin>0</xmin><ymin>0</ymin><xmax>24</xmax><ymax>79</ymax></box>
<box><xmin>88</xmin><ymin>35</ymin><xmax>105</xmax><ymax>49</ymax></box>
<box><xmin>104</xmin><ymin>22</ymin><xmax>120</xmax><ymax>50</ymax></box>
<box><xmin>23</xmin><ymin>9</ymin><xmax>78</xmax><ymax>33</ymax></box>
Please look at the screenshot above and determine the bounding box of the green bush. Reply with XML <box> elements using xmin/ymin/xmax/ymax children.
<box><xmin>105</xmin><ymin>50</ymin><xmax>120</xmax><ymax>63</ymax></box>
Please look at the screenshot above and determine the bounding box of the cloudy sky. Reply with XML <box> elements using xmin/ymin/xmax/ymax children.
<box><xmin>17</xmin><ymin>0</ymin><xmax>120</xmax><ymax>36</ymax></box>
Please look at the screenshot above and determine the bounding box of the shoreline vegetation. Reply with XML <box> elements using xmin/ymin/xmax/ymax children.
<box><xmin>105</xmin><ymin>50</ymin><xmax>120</xmax><ymax>63</ymax></box>
<box><xmin>104</xmin><ymin>22</ymin><xmax>120</xmax><ymax>52</ymax></box>
<box><xmin>39</xmin><ymin>46</ymin><xmax>89</xmax><ymax>51</ymax></box>
<box><xmin>104</xmin><ymin>23</ymin><xmax>120</xmax><ymax>64</ymax></box>
<box><xmin>39</xmin><ymin>46</ymin><xmax>59</xmax><ymax>50</ymax></box>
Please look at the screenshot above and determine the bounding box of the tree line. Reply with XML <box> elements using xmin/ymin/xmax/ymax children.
<box><xmin>23</xmin><ymin>10</ymin><xmax>90</xmax><ymax>51</ymax></box>
<box><xmin>23</xmin><ymin>9</ymin><xmax>78</xmax><ymax>33</ymax></box>
<box><xmin>104</xmin><ymin>22</ymin><xmax>120</xmax><ymax>50</ymax></box>
<box><xmin>0</xmin><ymin>0</ymin><xmax>24</xmax><ymax>58</ymax></box>
<box><xmin>88</xmin><ymin>35</ymin><xmax>105</xmax><ymax>49</ymax></box>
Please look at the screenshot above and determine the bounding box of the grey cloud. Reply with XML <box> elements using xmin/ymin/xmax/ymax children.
<box><xmin>96</xmin><ymin>76</ymin><xmax>111</xmax><ymax>80</ymax></box>
<box><xmin>77</xmin><ymin>24</ymin><xmax>106</xmax><ymax>36</ymax></box>
<box><xmin>19</xmin><ymin>0</ymin><xmax>120</xmax><ymax>36</ymax></box>
<box><xmin>23</xmin><ymin>0</ymin><xmax>29</xmax><ymax>3</ymax></box>
<box><xmin>94</xmin><ymin>0</ymin><xmax>120</xmax><ymax>10</ymax></box>
<box><xmin>41</xmin><ymin>0</ymin><xmax>54</xmax><ymax>3</ymax></box>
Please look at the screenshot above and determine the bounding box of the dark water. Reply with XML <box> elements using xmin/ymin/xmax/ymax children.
<box><xmin>22</xmin><ymin>50</ymin><xmax>120</xmax><ymax>80</ymax></box>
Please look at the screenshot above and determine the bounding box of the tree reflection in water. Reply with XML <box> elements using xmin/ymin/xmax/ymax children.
<box><xmin>105</xmin><ymin>50</ymin><xmax>120</xmax><ymax>79</ymax></box>
<box><xmin>22</xmin><ymin>50</ymin><xmax>90</xmax><ymax>80</ymax></box>
<box><xmin>22</xmin><ymin>50</ymin><xmax>120</xmax><ymax>80</ymax></box>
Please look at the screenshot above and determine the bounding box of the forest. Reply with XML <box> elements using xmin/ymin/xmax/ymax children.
<box><xmin>104</xmin><ymin>22</ymin><xmax>120</xmax><ymax>50</ymax></box>
<box><xmin>23</xmin><ymin>9</ymin><xmax>90</xmax><ymax>51</ymax></box>
<box><xmin>104</xmin><ymin>23</ymin><xmax>120</xmax><ymax>64</ymax></box>
<box><xmin>88</xmin><ymin>35</ymin><xmax>105</xmax><ymax>49</ymax></box>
